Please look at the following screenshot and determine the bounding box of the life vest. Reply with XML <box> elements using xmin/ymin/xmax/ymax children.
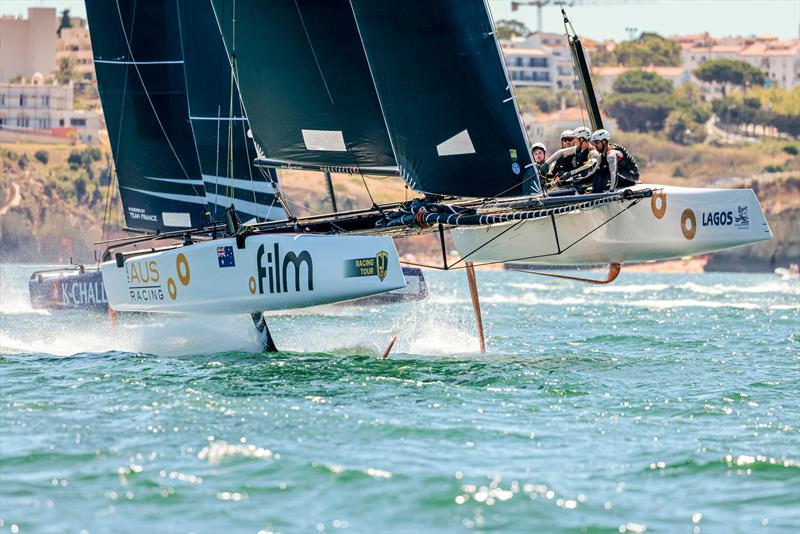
<box><xmin>573</xmin><ymin>147</ymin><xmax>592</xmax><ymax>167</ymax></box>
<box><xmin>610</xmin><ymin>144</ymin><xmax>640</xmax><ymax>184</ymax></box>
<box><xmin>551</xmin><ymin>154</ymin><xmax>574</xmax><ymax>176</ymax></box>
<box><xmin>596</xmin><ymin>144</ymin><xmax>639</xmax><ymax>187</ymax></box>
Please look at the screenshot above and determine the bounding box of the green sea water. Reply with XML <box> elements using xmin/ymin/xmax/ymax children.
<box><xmin>1</xmin><ymin>265</ymin><xmax>798</xmax><ymax>533</ymax></box>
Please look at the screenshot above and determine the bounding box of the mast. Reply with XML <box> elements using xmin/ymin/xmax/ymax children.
<box><xmin>563</xmin><ymin>9</ymin><xmax>603</xmax><ymax>131</ymax></box>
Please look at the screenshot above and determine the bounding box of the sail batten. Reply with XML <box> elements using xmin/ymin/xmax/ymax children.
<box><xmin>176</xmin><ymin>0</ymin><xmax>284</xmax><ymax>224</ymax></box>
<box><xmin>349</xmin><ymin>0</ymin><xmax>540</xmax><ymax>198</ymax></box>
<box><xmin>211</xmin><ymin>0</ymin><xmax>397</xmax><ymax>172</ymax></box>
<box><xmin>87</xmin><ymin>0</ymin><xmax>210</xmax><ymax>232</ymax></box>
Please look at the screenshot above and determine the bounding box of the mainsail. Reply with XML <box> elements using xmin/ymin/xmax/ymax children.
<box><xmin>210</xmin><ymin>0</ymin><xmax>397</xmax><ymax>174</ymax></box>
<box><xmin>176</xmin><ymin>0</ymin><xmax>286</xmax><ymax>223</ymax></box>
<box><xmin>350</xmin><ymin>0</ymin><xmax>539</xmax><ymax>198</ymax></box>
<box><xmin>86</xmin><ymin>0</ymin><xmax>209</xmax><ymax>232</ymax></box>
<box><xmin>87</xmin><ymin>0</ymin><xmax>287</xmax><ymax>233</ymax></box>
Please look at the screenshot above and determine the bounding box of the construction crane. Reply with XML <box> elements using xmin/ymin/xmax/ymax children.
<box><xmin>511</xmin><ymin>1</ymin><xmax>574</xmax><ymax>33</ymax></box>
<box><xmin>510</xmin><ymin>1</ymin><xmax>649</xmax><ymax>35</ymax></box>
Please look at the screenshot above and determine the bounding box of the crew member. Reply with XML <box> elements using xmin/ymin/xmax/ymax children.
<box><xmin>559</xmin><ymin>130</ymin><xmax>574</xmax><ymax>150</ymax></box>
<box><xmin>583</xmin><ymin>129</ymin><xmax>640</xmax><ymax>193</ymax></box>
<box><xmin>543</xmin><ymin>130</ymin><xmax>576</xmax><ymax>185</ymax></box>
<box><xmin>561</xmin><ymin>126</ymin><xmax>599</xmax><ymax>192</ymax></box>
<box><xmin>531</xmin><ymin>142</ymin><xmax>548</xmax><ymax>176</ymax></box>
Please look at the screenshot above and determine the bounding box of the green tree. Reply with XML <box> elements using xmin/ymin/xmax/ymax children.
<box><xmin>74</xmin><ymin>177</ymin><xmax>87</xmax><ymax>201</ymax></box>
<box><xmin>516</xmin><ymin>86</ymin><xmax>558</xmax><ymax>114</ymax></box>
<box><xmin>606</xmin><ymin>92</ymin><xmax>677</xmax><ymax>132</ymax></box>
<box><xmin>694</xmin><ymin>59</ymin><xmax>766</xmax><ymax>97</ymax></box>
<box><xmin>594</xmin><ymin>32</ymin><xmax>681</xmax><ymax>67</ymax></box>
<box><xmin>615</xmin><ymin>33</ymin><xmax>681</xmax><ymax>67</ymax></box>
<box><xmin>674</xmin><ymin>82</ymin><xmax>711</xmax><ymax>122</ymax></box>
<box><xmin>606</xmin><ymin>70</ymin><xmax>678</xmax><ymax>132</ymax></box>
<box><xmin>663</xmin><ymin>108</ymin><xmax>705</xmax><ymax>145</ymax></box>
<box><xmin>54</xmin><ymin>57</ymin><xmax>76</xmax><ymax>85</ymax></box>
<box><xmin>496</xmin><ymin>19</ymin><xmax>530</xmax><ymax>39</ymax></box>
<box><xmin>613</xmin><ymin>70</ymin><xmax>673</xmax><ymax>94</ymax></box>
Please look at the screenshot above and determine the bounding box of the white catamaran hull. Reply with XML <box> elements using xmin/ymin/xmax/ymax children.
<box><xmin>102</xmin><ymin>234</ymin><xmax>405</xmax><ymax>313</ymax></box>
<box><xmin>449</xmin><ymin>185</ymin><xmax>772</xmax><ymax>265</ymax></box>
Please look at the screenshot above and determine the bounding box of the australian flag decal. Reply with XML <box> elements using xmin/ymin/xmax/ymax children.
<box><xmin>217</xmin><ymin>246</ymin><xmax>235</xmax><ymax>268</ymax></box>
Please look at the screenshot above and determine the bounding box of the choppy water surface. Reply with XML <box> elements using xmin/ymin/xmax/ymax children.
<box><xmin>1</xmin><ymin>265</ymin><xmax>798</xmax><ymax>533</ymax></box>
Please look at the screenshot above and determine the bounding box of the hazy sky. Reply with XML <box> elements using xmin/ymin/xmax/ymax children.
<box><xmin>2</xmin><ymin>0</ymin><xmax>799</xmax><ymax>41</ymax></box>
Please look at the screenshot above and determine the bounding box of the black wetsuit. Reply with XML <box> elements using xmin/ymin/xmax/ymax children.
<box><xmin>591</xmin><ymin>144</ymin><xmax>640</xmax><ymax>193</ymax></box>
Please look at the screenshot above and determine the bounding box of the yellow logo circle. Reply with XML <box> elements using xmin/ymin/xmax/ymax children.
<box><xmin>680</xmin><ymin>208</ymin><xmax>697</xmax><ymax>240</ymax></box>
<box><xmin>651</xmin><ymin>192</ymin><xmax>667</xmax><ymax>219</ymax></box>
<box><xmin>167</xmin><ymin>277</ymin><xmax>177</xmax><ymax>300</ymax></box>
<box><xmin>248</xmin><ymin>276</ymin><xmax>257</xmax><ymax>295</ymax></box>
<box><xmin>176</xmin><ymin>253</ymin><xmax>190</xmax><ymax>286</ymax></box>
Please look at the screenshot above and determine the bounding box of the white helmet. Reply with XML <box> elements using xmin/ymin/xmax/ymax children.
<box><xmin>532</xmin><ymin>142</ymin><xmax>547</xmax><ymax>153</ymax></box>
<box><xmin>590</xmin><ymin>129</ymin><xmax>611</xmax><ymax>143</ymax></box>
<box><xmin>573</xmin><ymin>126</ymin><xmax>591</xmax><ymax>140</ymax></box>
<box><xmin>560</xmin><ymin>130</ymin><xmax>574</xmax><ymax>140</ymax></box>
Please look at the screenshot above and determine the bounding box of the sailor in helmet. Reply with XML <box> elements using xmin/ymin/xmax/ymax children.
<box><xmin>542</xmin><ymin>129</ymin><xmax>583</xmax><ymax>188</ymax></box>
<box><xmin>582</xmin><ymin>129</ymin><xmax>640</xmax><ymax>193</ymax></box>
<box><xmin>558</xmin><ymin>126</ymin><xmax>599</xmax><ymax>192</ymax></box>
<box><xmin>531</xmin><ymin>142</ymin><xmax>549</xmax><ymax>176</ymax></box>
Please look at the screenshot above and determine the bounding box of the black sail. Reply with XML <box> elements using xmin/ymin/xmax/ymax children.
<box><xmin>86</xmin><ymin>0</ymin><xmax>209</xmax><ymax>232</ymax></box>
<box><xmin>350</xmin><ymin>0</ymin><xmax>539</xmax><ymax>198</ymax></box>
<box><xmin>211</xmin><ymin>0</ymin><xmax>397</xmax><ymax>173</ymax></box>
<box><xmin>176</xmin><ymin>0</ymin><xmax>287</xmax><ymax>223</ymax></box>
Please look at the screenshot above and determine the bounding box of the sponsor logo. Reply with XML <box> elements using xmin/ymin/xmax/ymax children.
<box><xmin>127</xmin><ymin>259</ymin><xmax>160</xmax><ymax>284</ymax></box>
<box><xmin>59</xmin><ymin>280</ymin><xmax>108</xmax><ymax>306</ymax></box>
<box><xmin>217</xmin><ymin>245</ymin><xmax>236</xmax><ymax>268</ymax></box>
<box><xmin>509</xmin><ymin>149</ymin><xmax>518</xmax><ymax>160</ymax></box>
<box><xmin>345</xmin><ymin>251</ymin><xmax>390</xmax><ymax>281</ymax></box>
<box><xmin>129</xmin><ymin>287</ymin><xmax>164</xmax><ymax>302</ymax></box>
<box><xmin>735</xmin><ymin>205</ymin><xmax>750</xmax><ymax>229</ymax></box>
<box><xmin>255</xmin><ymin>243</ymin><xmax>314</xmax><ymax>295</ymax></box>
<box><xmin>511</xmin><ymin>162</ymin><xmax>521</xmax><ymax>174</ymax></box>
<box><xmin>702</xmin><ymin>210</ymin><xmax>734</xmax><ymax>227</ymax></box>
<box><xmin>127</xmin><ymin>206</ymin><xmax>158</xmax><ymax>223</ymax></box>
<box><xmin>126</xmin><ymin>259</ymin><xmax>164</xmax><ymax>302</ymax></box>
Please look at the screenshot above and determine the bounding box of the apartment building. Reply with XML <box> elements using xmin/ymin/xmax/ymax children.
<box><xmin>0</xmin><ymin>74</ymin><xmax>100</xmax><ymax>144</ymax></box>
<box><xmin>0</xmin><ymin>8</ymin><xmax>95</xmax><ymax>83</ymax></box>
<box><xmin>57</xmin><ymin>20</ymin><xmax>95</xmax><ymax>83</ymax></box>
<box><xmin>501</xmin><ymin>32</ymin><xmax>585</xmax><ymax>90</ymax></box>
<box><xmin>678</xmin><ymin>34</ymin><xmax>800</xmax><ymax>89</ymax></box>
<box><xmin>0</xmin><ymin>8</ymin><xmax>58</xmax><ymax>83</ymax></box>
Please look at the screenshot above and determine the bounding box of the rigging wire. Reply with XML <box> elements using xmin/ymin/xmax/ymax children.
<box><xmin>214</xmin><ymin>0</ymin><xmax>293</xmax><ymax>221</ymax></box>
<box><xmin>111</xmin><ymin>0</ymin><xmax>206</xmax><ymax>202</ymax></box>
<box><xmin>564</xmin><ymin>12</ymin><xmax>589</xmax><ymax>129</ymax></box>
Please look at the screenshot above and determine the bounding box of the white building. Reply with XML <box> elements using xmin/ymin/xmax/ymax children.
<box><xmin>678</xmin><ymin>35</ymin><xmax>800</xmax><ymax>89</ymax></box>
<box><xmin>501</xmin><ymin>32</ymin><xmax>588</xmax><ymax>90</ymax></box>
<box><xmin>0</xmin><ymin>74</ymin><xmax>99</xmax><ymax>144</ymax></box>
<box><xmin>0</xmin><ymin>8</ymin><xmax>57</xmax><ymax>83</ymax></box>
<box><xmin>0</xmin><ymin>8</ymin><xmax>95</xmax><ymax>84</ymax></box>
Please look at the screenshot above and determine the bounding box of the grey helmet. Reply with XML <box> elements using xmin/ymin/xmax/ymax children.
<box><xmin>572</xmin><ymin>126</ymin><xmax>592</xmax><ymax>140</ymax></box>
<box><xmin>532</xmin><ymin>142</ymin><xmax>547</xmax><ymax>153</ymax></box>
<box><xmin>590</xmin><ymin>129</ymin><xmax>611</xmax><ymax>143</ymax></box>
<box><xmin>560</xmin><ymin>129</ymin><xmax>574</xmax><ymax>140</ymax></box>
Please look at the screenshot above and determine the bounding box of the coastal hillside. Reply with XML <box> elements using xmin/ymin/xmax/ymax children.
<box><xmin>1</xmin><ymin>136</ymin><xmax>797</xmax><ymax>269</ymax></box>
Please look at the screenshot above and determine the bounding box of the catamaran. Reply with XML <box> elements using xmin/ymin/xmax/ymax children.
<box><xmin>85</xmin><ymin>0</ymin><xmax>771</xmax><ymax>351</ymax></box>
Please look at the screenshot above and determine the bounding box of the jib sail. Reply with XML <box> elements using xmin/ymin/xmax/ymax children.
<box><xmin>176</xmin><ymin>0</ymin><xmax>287</xmax><ymax>223</ymax></box>
<box><xmin>86</xmin><ymin>0</ymin><xmax>209</xmax><ymax>232</ymax></box>
<box><xmin>210</xmin><ymin>0</ymin><xmax>397</xmax><ymax>175</ymax></box>
<box><xmin>350</xmin><ymin>0</ymin><xmax>539</xmax><ymax>198</ymax></box>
